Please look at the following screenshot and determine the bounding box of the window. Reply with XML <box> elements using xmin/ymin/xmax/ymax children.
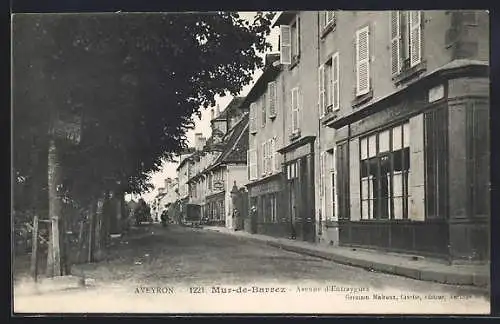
<box><xmin>261</xmin><ymin>94</ymin><xmax>267</xmax><ymax>127</ymax></box>
<box><xmin>320</xmin><ymin>53</ymin><xmax>340</xmax><ymax>115</ymax></box>
<box><xmin>321</xmin><ymin>11</ymin><xmax>336</xmax><ymax>31</ymax></box>
<box><xmin>391</xmin><ymin>11</ymin><xmax>422</xmax><ymax>76</ymax></box>
<box><xmin>261</xmin><ymin>141</ymin><xmax>268</xmax><ymax>176</ymax></box>
<box><xmin>468</xmin><ymin>103</ymin><xmax>489</xmax><ymax>218</ymax></box>
<box><xmin>337</xmin><ymin>142</ymin><xmax>350</xmax><ymax>220</ymax></box>
<box><xmin>271</xmin><ymin>137</ymin><xmax>279</xmax><ymax>173</ymax></box>
<box><xmin>330</xmin><ymin>148</ymin><xmax>337</xmax><ymax>221</ymax></box>
<box><xmin>280</xmin><ymin>25</ymin><xmax>292</xmax><ymax>64</ymax></box>
<box><xmin>249</xmin><ymin>102</ymin><xmax>257</xmax><ymax>134</ymax></box>
<box><xmin>291</xmin><ymin>16</ymin><xmax>300</xmax><ymax>61</ymax></box>
<box><xmin>360</xmin><ymin>122</ymin><xmax>410</xmax><ymax>220</ymax></box>
<box><xmin>268</xmin><ymin>81</ymin><xmax>277</xmax><ymax>118</ymax></box>
<box><xmin>424</xmin><ymin>107</ymin><xmax>448</xmax><ymax>219</ymax></box>
<box><xmin>355</xmin><ymin>26</ymin><xmax>370</xmax><ymax>96</ymax></box>
<box><xmin>248</xmin><ymin>148</ymin><xmax>257</xmax><ymax>180</ymax></box>
<box><xmin>291</xmin><ymin>87</ymin><xmax>300</xmax><ymax>134</ymax></box>
<box><xmin>286</xmin><ymin>161</ymin><xmax>298</xmax><ymax>180</ymax></box>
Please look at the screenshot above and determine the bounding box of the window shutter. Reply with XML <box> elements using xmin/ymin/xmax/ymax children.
<box><xmin>332</xmin><ymin>52</ymin><xmax>340</xmax><ymax>111</ymax></box>
<box><xmin>272</xmin><ymin>138</ymin><xmax>279</xmax><ymax>172</ymax></box>
<box><xmin>268</xmin><ymin>81</ymin><xmax>277</xmax><ymax>118</ymax></box>
<box><xmin>391</xmin><ymin>11</ymin><xmax>402</xmax><ymax>76</ymax></box>
<box><xmin>261</xmin><ymin>95</ymin><xmax>266</xmax><ymax>127</ymax></box>
<box><xmin>261</xmin><ymin>142</ymin><xmax>266</xmax><ymax>176</ymax></box>
<box><xmin>268</xmin><ymin>140</ymin><xmax>272</xmax><ymax>174</ymax></box>
<box><xmin>327</xmin><ymin>11</ymin><xmax>335</xmax><ymax>24</ymax></box>
<box><xmin>320</xmin><ymin>152</ymin><xmax>324</xmax><ymax>196</ymax></box>
<box><xmin>280</xmin><ymin>25</ymin><xmax>292</xmax><ymax>64</ymax></box>
<box><xmin>356</xmin><ymin>26</ymin><xmax>370</xmax><ymax>96</ymax></box>
<box><xmin>318</xmin><ymin>65</ymin><xmax>325</xmax><ymax>117</ymax></box>
<box><xmin>409</xmin><ymin>11</ymin><xmax>422</xmax><ymax>67</ymax></box>
<box><xmin>296</xmin><ymin>17</ymin><xmax>301</xmax><ymax>57</ymax></box>
<box><xmin>250</xmin><ymin>149</ymin><xmax>257</xmax><ymax>180</ymax></box>
<box><xmin>291</xmin><ymin>88</ymin><xmax>299</xmax><ymax>133</ymax></box>
<box><xmin>250</xmin><ymin>103</ymin><xmax>256</xmax><ymax>133</ymax></box>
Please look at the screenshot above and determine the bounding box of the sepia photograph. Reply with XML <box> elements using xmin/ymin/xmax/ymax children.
<box><xmin>11</xmin><ymin>10</ymin><xmax>491</xmax><ymax>315</ymax></box>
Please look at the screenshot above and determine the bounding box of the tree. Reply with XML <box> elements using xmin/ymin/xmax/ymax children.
<box><xmin>12</xmin><ymin>12</ymin><xmax>275</xmax><ymax>272</ymax></box>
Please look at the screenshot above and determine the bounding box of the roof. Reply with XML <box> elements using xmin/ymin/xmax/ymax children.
<box><xmin>208</xmin><ymin>113</ymin><xmax>249</xmax><ymax>170</ymax></box>
<box><xmin>272</xmin><ymin>11</ymin><xmax>298</xmax><ymax>27</ymax></box>
<box><xmin>241</xmin><ymin>54</ymin><xmax>281</xmax><ymax>107</ymax></box>
<box><xmin>211</xmin><ymin>96</ymin><xmax>246</xmax><ymax>122</ymax></box>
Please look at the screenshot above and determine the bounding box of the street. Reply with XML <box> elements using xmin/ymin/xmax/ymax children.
<box><xmin>13</xmin><ymin>224</ymin><xmax>489</xmax><ymax>314</ymax></box>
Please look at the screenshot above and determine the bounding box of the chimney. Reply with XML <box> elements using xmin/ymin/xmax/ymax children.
<box><xmin>215</xmin><ymin>104</ymin><xmax>220</xmax><ymax>117</ymax></box>
<box><xmin>194</xmin><ymin>133</ymin><xmax>203</xmax><ymax>151</ymax></box>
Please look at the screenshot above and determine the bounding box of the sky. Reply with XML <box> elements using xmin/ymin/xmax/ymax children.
<box><xmin>131</xmin><ymin>12</ymin><xmax>280</xmax><ymax>203</ymax></box>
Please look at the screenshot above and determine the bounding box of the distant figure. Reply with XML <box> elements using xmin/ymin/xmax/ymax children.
<box><xmin>160</xmin><ymin>209</ymin><xmax>168</xmax><ymax>227</ymax></box>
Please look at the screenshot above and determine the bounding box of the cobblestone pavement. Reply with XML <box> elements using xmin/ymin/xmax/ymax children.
<box><xmin>13</xmin><ymin>224</ymin><xmax>490</xmax><ymax>314</ymax></box>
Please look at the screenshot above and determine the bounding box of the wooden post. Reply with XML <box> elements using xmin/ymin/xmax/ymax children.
<box><xmin>47</xmin><ymin>138</ymin><xmax>63</xmax><ymax>276</ymax></box>
<box><xmin>30</xmin><ymin>215</ymin><xmax>39</xmax><ymax>282</ymax></box>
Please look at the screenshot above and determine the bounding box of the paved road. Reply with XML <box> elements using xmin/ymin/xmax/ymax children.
<box><xmin>13</xmin><ymin>224</ymin><xmax>490</xmax><ymax>314</ymax></box>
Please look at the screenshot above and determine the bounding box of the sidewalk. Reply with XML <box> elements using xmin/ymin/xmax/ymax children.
<box><xmin>200</xmin><ymin>226</ymin><xmax>490</xmax><ymax>290</ymax></box>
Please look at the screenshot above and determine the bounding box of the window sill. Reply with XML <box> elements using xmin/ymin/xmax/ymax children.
<box><xmin>351</xmin><ymin>89</ymin><xmax>374</xmax><ymax>108</ymax></box>
<box><xmin>392</xmin><ymin>61</ymin><xmax>427</xmax><ymax>86</ymax></box>
<box><xmin>320</xmin><ymin>21</ymin><xmax>336</xmax><ymax>39</ymax></box>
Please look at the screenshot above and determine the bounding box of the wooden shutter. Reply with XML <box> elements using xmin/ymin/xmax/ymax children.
<box><xmin>391</xmin><ymin>11</ymin><xmax>402</xmax><ymax>76</ymax></box>
<box><xmin>280</xmin><ymin>25</ymin><xmax>292</xmax><ymax>64</ymax></box>
<box><xmin>261</xmin><ymin>94</ymin><xmax>266</xmax><ymax>127</ymax></box>
<box><xmin>268</xmin><ymin>81</ymin><xmax>277</xmax><ymax>118</ymax></box>
<box><xmin>261</xmin><ymin>142</ymin><xmax>266</xmax><ymax>176</ymax></box>
<box><xmin>249</xmin><ymin>149</ymin><xmax>257</xmax><ymax>180</ymax></box>
<box><xmin>327</xmin><ymin>11</ymin><xmax>335</xmax><ymax>24</ymax></box>
<box><xmin>291</xmin><ymin>88</ymin><xmax>299</xmax><ymax>133</ymax></box>
<box><xmin>295</xmin><ymin>17</ymin><xmax>301</xmax><ymax>57</ymax></box>
<box><xmin>318</xmin><ymin>65</ymin><xmax>325</xmax><ymax>116</ymax></box>
<box><xmin>249</xmin><ymin>103</ymin><xmax>256</xmax><ymax>133</ymax></box>
<box><xmin>320</xmin><ymin>152</ymin><xmax>325</xmax><ymax>196</ymax></box>
<box><xmin>272</xmin><ymin>138</ymin><xmax>279</xmax><ymax>172</ymax></box>
<box><xmin>332</xmin><ymin>52</ymin><xmax>340</xmax><ymax>111</ymax></box>
<box><xmin>409</xmin><ymin>11</ymin><xmax>422</xmax><ymax>67</ymax></box>
<box><xmin>356</xmin><ymin>26</ymin><xmax>370</xmax><ymax>96</ymax></box>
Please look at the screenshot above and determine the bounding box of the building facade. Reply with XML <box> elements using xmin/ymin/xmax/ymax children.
<box><xmin>316</xmin><ymin>10</ymin><xmax>489</xmax><ymax>262</ymax></box>
<box><xmin>184</xmin><ymin>97</ymin><xmax>249</xmax><ymax>229</ymax></box>
<box><xmin>242</xmin><ymin>10</ymin><xmax>490</xmax><ymax>263</ymax></box>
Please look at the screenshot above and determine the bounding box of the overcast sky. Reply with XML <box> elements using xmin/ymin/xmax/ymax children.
<box><xmin>131</xmin><ymin>12</ymin><xmax>279</xmax><ymax>203</ymax></box>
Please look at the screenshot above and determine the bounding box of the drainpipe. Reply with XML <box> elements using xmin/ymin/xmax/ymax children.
<box><xmin>317</xmin><ymin>11</ymin><xmax>323</xmax><ymax>239</ymax></box>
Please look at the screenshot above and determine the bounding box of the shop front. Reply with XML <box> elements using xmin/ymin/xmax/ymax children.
<box><xmin>247</xmin><ymin>174</ymin><xmax>286</xmax><ymax>237</ymax></box>
<box><xmin>279</xmin><ymin>136</ymin><xmax>317</xmax><ymax>243</ymax></box>
<box><xmin>205</xmin><ymin>191</ymin><xmax>225</xmax><ymax>226</ymax></box>
<box><xmin>328</xmin><ymin>65</ymin><xmax>489</xmax><ymax>262</ymax></box>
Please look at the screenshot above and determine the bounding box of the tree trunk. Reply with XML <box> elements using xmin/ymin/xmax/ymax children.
<box><xmin>46</xmin><ymin>138</ymin><xmax>63</xmax><ymax>277</ymax></box>
<box><xmin>93</xmin><ymin>193</ymin><xmax>106</xmax><ymax>261</ymax></box>
<box><xmin>87</xmin><ymin>200</ymin><xmax>96</xmax><ymax>262</ymax></box>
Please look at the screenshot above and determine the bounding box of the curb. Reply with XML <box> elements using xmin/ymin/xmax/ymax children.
<box><xmin>202</xmin><ymin>227</ymin><xmax>489</xmax><ymax>290</ymax></box>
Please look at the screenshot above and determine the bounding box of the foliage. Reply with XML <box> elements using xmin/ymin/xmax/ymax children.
<box><xmin>12</xmin><ymin>12</ymin><xmax>275</xmax><ymax>207</ymax></box>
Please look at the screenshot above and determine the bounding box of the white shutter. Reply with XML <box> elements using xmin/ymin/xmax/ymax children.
<box><xmin>356</xmin><ymin>26</ymin><xmax>370</xmax><ymax>96</ymax></box>
<box><xmin>261</xmin><ymin>142</ymin><xmax>266</xmax><ymax>176</ymax></box>
<box><xmin>268</xmin><ymin>140</ymin><xmax>272</xmax><ymax>174</ymax></box>
<box><xmin>250</xmin><ymin>149</ymin><xmax>257</xmax><ymax>180</ymax></box>
<box><xmin>318</xmin><ymin>64</ymin><xmax>325</xmax><ymax>117</ymax></box>
<box><xmin>409</xmin><ymin>11</ymin><xmax>422</xmax><ymax>67</ymax></box>
<box><xmin>280</xmin><ymin>25</ymin><xmax>292</xmax><ymax>64</ymax></box>
<box><xmin>332</xmin><ymin>52</ymin><xmax>340</xmax><ymax>111</ymax></box>
<box><xmin>261</xmin><ymin>95</ymin><xmax>266</xmax><ymax>127</ymax></box>
<box><xmin>291</xmin><ymin>88</ymin><xmax>299</xmax><ymax>133</ymax></box>
<box><xmin>295</xmin><ymin>17</ymin><xmax>301</xmax><ymax>58</ymax></box>
<box><xmin>319</xmin><ymin>152</ymin><xmax>324</xmax><ymax>196</ymax></box>
<box><xmin>272</xmin><ymin>138</ymin><xmax>279</xmax><ymax>172</ymax></box>
<box><xmin>268</xmin><ymin>81</ymin><xmax>277</xmax><ymax>118</ymax></box>
<box><xmin>250</xmin><ymin>102</ymin><xmax>256</xmax><ymax>133</ymax></box>
<box><xmin>391</xmin><ymin>11</ymin><xmax>402</xmax><ymax>76</ymax></box>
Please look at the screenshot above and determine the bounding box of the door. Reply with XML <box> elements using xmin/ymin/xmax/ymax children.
<box><xmin>290</xmin><ymin>179</ymin><xmax>297</xmax><ymax>239</ymax></box>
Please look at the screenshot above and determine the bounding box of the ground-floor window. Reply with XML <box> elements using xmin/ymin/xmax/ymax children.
<box><xmin>424</xmin><ymin>106</ymin><xmax>448</xmax><ymax>219</ymax></box>
<box><xmin>359</xmin><ymin>121</ymin><xmax>410</xmax><ymax>220</ymax></box>
<box><xmin>467</xmin><ymin>102</ymin><xmax>489</xmax><ymax>218</ymax></box>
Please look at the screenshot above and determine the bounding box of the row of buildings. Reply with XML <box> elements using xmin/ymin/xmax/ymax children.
<box><xmin>173</xmin><ymin>10</ymin><xmax>490</xmax><ymax>263</ymax></box>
